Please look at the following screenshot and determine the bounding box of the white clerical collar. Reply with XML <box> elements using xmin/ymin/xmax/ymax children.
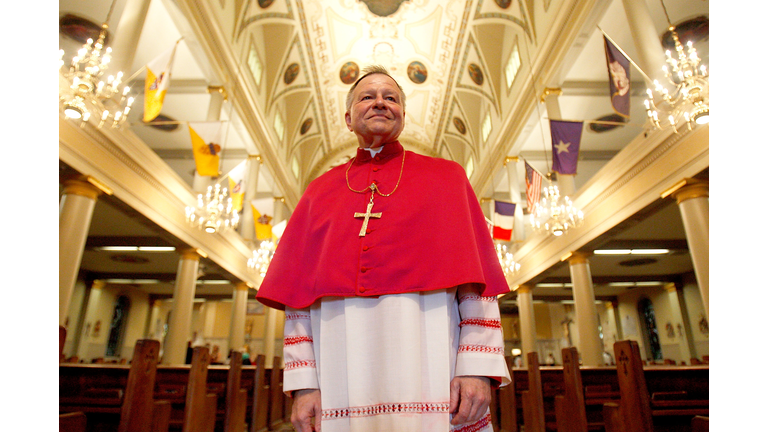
<box><xmin>363</xmin><ymin>146</ymin><xmax>384</xmax><ymax>157</ymax></box>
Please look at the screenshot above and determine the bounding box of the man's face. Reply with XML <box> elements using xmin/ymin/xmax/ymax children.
<box><xmin>345</xmin><ymin>73</ymin><xmax>405</xmax><ymax>148</ymax></box>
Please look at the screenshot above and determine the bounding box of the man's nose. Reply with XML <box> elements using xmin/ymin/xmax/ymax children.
<box><xmin>373</xmin><ymin>94</ymin><xmax>386</xmax><ymax>108</ymax></box>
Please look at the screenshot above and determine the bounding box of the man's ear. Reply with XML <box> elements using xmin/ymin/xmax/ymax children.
<box><xmin>344</xmin><ymin>111</ymin><xmax>353</xmax><ymax>131</ymax></box>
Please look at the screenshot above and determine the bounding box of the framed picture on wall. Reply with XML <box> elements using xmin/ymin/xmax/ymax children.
<box><xmin>246</xmin><ymin>300</ymin><xmax>264</xmax><ymax>315</ymax></box>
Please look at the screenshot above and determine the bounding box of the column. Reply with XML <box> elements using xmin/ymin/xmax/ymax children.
<box><xmin>664</xmin><ymin>283</ymin><xmax>694</xmax><ymax>362</ymax></box>
<box><xmin>273</xmin><ymin>197</ymin><xmax>286</xmax><ymax>225</ymax></box>
<box><xmin>108</xmin><ymin>0</ymin><xmax>152</xmax><ymax>75</ymax></box>
<box><xmin>263</xmin><ymin>307</ymin><xmax>279</xmax><ymax>368</ymax></box>
<box><xmin>670</xmin><ymin>179</ymin><xmax>709</xmax><ymax>318</ymax></box>
<box><xmin>569</xmin><ymin>252</ymin><xmax>604</xmax><ymax>366</ymax></box>
<box><xmin>238</xmin><ymin>155</ymin><xmax>262</xmax><ymax>242</ymax></box>
<box><xmin>505</xmin><ymin>157</ymin><xmax>525</xmax><ymax>243</ymax></box>
<box><xmin>147</xmin><ymin>300</ymin><xmax>162</xmax><ymax>339</ymax></box>
<box><xmin>541</xmin><ymin>88</ymin><xmax>576</xmax><ymax>196</ymax></box>
<box><xmin>516</xmin><ymin>284</ymin><xmax>537</xmax><ymax>366</ymax></box>
<box><xmin>60</xmin><ymin>178</ymin><xmax>102</xmax><ymax>326</ymax></box>
<box><xmin>77</xmin><ymin>279</ymin><xmax>105</xmax><ymax>360</ymax></box>
<box><xmin>162</xmin><ymin>249</ymin><xmax>200</xmax><ymax>364</ymax></box>
<box><xmin>621</xmin><ymin>0</ymin><xmax>668</xmax><ymax>84</ymax></box>
<box><xmin>229</xmin><ymin>282</ymin><xmax>249</xmax><ymax>354</ymax></box>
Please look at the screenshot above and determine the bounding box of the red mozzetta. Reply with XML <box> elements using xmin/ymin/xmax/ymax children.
<box><xmin>256</xmin><ymin>141</ymin><xmax>509</xmax><ymax>310</ymax></box>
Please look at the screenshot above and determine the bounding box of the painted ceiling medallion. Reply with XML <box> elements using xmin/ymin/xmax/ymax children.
<box><xmin>407</xmin><ymin>61</ymin><xmax>427</xmax><ymax>84</ymax></box>
<box><xmin>258</xmin><ymin>0</ymin><xmax>275</xmax><ymax>8</ymax></box>
<box><xmin>589</xmin><ymin>113</ymin><xmax>627</xmax><ymax>133</ymax></box>
<box><xmin>147</xmin><ymin>114</ymin><xmax>179</xmax><ymax>131</ymax></box>
<box><xmin>468</xmin><ymin>63</ymin><xmax>484</xmax><ymax>86</ymax></box>
<box><xmin>60</xmin><ymin>14</ymin><xmax>107</xmax><ymax>45</ymax></box>
<box><xmin>340</xmin><ymin>62</ymin><xmax>360</xmax><ymax>85</ymax></box>
<box><xmin>661</xmin><ymin>16</ymin><xmax>708</xmax><ymax>51</ymax></box>
<box><xmin>300</xmin><ymin>118</ymin><xmax>313</xmax><ymax>135</ymax></box>
<box><xmin>284</xmin><ymin>63</ymin><xmax>300</xmax><ymax>85</ymax></box>
<box><xmin>361</xmin><ymin>0</ymin><xmax>409</xmax><ymax>17</ymax></box>
<box><xmin>453</xmin><ymin>117</ymin><xmax>466</xmax><ymax>135</ymax></box>
<box><xmin>494</xmin><ymin>0</ymin><xmax>512</xmax><ymax>9</ymax></box>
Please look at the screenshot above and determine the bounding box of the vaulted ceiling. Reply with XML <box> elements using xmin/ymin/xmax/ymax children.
<box><xmin>58</xmin><ymin>0</ymin><xmax>709</xmax><ymax>300</ymax></box>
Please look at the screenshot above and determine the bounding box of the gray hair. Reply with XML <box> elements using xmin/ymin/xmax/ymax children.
<box><xmin>345</xmin><ymin>65</ymin><xmax>406</xmax><ymax>112</ymax></box>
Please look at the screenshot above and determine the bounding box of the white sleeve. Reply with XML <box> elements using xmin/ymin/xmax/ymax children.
<box><xmin>282</xmin><ymin>307</ymin><xmax>319</xmax><ymax>394</ymax></box>
<box><xmin>454</xmin><ymin>287</ymin><xmax>512</xmax><ymax>387</ymax></box>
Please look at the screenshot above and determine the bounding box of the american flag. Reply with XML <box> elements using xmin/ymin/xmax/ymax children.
<box><xmin>525</xmin><ymin>160</ymin><xmax>542</xmax><ymax>213</ymax></box>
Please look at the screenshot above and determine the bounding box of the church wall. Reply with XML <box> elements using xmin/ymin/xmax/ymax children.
<box><xmin>682</xmin><ymin>282</ymin><xmax>708</xmax><ymax>358</ymax></box>
<box><xmin>63</xmin><ymin>278</ymin><xmax>88</xmax><ymax>357</ymax></box>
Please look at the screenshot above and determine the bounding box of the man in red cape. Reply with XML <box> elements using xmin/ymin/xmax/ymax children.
<box><xmin>256</xmin><ymin>65</ymin><xmax>511</xmax><ymax>432</ymax></box>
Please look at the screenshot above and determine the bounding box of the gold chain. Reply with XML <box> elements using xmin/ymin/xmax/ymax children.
<box><xmin>345</xmin><ymin>150</ymin><xmax>406</xmax><ymax>197</ymax></box>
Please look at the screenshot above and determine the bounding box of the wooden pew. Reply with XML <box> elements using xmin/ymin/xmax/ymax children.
<box><xmin>60</xmin><ymin>359</ymin><xmax>263</xmax><ymax>432</ymax></box>
<box><xmin>554</xmin><ymin>347</ymin><xmax>588</xmax><ymax>432</ymax></box>
<box><xmin>691</xmin><ymin>416</ymin><xmax>708</xmax><ymax>432</ymax></box>
<box><xmin>59</xmin><ymin>411</ymin><xmax>87</xmax><ymax>432</ymax></box>
<box><xmin>268</xmin><ymin>357</ymin><xmax>286</xmax><ymax>430</ymax></box>
<box><xmin>250</xmin><ymin>355</ymin><xmax>270</xmax><ymax>432</ymax></box>
<box><xmin>521</xmin><ymin>352</ymin><xmax>545</xmax><ymax>432</ymax></box>
<box><xmin>497</xmin><ymin>356</ymin><xmax>517</xmax><ymax>432</ymax></box>
<box><xmin>224</xmin><ymin>350</ymin><xmax>247</xmax><ymax>432</ymax></box>
<box><xmin>118</xmin><ymin>339</ymin><xmax>169</xmax><ymax>432</ymax></box>
<box><xmin>182</xmin><ymin>346</ymin><xmax>217</xmax><ymax>432</ymax></box>
<box><xmin>605</xmin><ymin>340</ymin><xmax>709</xmax><ymax>432</ymax></box>
<box><xmin>60</xmin><ymin>325</ymin><xmax>67</xmax><ymax>362</ymax></box>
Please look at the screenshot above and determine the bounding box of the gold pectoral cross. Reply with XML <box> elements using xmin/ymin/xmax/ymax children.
<box><xmin>354</xmin><ymin>185</ymin><xmax>382</xmax><ymax>237</ymax></box>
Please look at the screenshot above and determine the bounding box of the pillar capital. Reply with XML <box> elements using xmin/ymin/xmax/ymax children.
<box><xmin>661</xmin><ymin>178</ymin><xmax>709</xmax><ymax>204</ymax></box>
<box><xmin>91</xmin><ymin>279</ymin><xmax>105</xmax><ymax>290</ymax></box>
<box><xmin>178</xmin><ymin>248</ymin><xmax>201</xmax><ymax>261</ymax></box>
<box><xmin>234</xmin><ymin>281</ymin><xmax>250</xmax><ymax>291</ymax></box>
<box><xmin>540</xmin><ymin>87</ymin><xmax>563</xmax><ymax>103</ymax></box>
<box><xmin>62</xmin><ymin>178</ymin><xmax>103</xmax><ymax>201</ymax></box>
<box><xmin>516</xmin><ymin>284</ymin><xmax>532</xmax><ymax>294</ymax></box>
<box><xmin>568</xmin><ymin>251</ymin><xmax>592</xmax><ymax>265</ymax></box>
<box><xmin>248</xmin><ymin>154</ymin><xmax>263</xmax><ymax>163</ymax></box>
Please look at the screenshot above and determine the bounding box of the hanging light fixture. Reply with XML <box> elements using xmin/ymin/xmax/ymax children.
<box><xmin>496</xmin><ymin>244</ymin><xmax>521</xmax><ymax>277</ymax></box>
<box><xmin>185</xmin><ymin>183</ymin><xmax>240</xmax><ymax>234</ymax></box>
<box><xmin>529</xmin><ymin>180</ymin><xmax>584</xmax><ymax>237</ymax></box>
<box><xmin>248</xmin><ymin>240</ymin><xmax>276</xmax><ymax>277</ymax></box>
<box><xmin>643</xmin><ymin>2</ymin><xmax>709</xmax><ymax>132</ymax></box>
<box><xmin>58</xmin><ymin>0</ymin><xmax>134</xmax><ymax>128</ymax></box>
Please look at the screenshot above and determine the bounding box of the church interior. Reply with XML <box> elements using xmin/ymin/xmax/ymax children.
<box><xmin>55</xmin><ymin>0</ymin><xmax>719</xmax><ymax>430</ymax></box>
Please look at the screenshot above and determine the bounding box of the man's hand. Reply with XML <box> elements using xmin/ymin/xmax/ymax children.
<box><xmin>448</xmin><ymin>376</ymin><xmax>491</xmax><ymax>425</ymax></box>
<box><xmin>291</xmin><ymin>389</ymin><xmax>322</xmax><ymax>432</ymax></box>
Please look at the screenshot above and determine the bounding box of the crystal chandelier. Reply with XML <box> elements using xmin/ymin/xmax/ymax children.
<box><xmin>529</xmin><ymin>182</ymin><xmax>584</xmax><ymax>237</ymax></box>
<box><xmin>185</xmin><ymin>183</ymin><xmax>240</xmax><ymax>234</ymax></box>
<box><xmin>58</xmin><ymin>3</ymin><xmax>134</xmax><ymax>128</ymax></box>
<box><xmin>643</xmin><ymin>7</ymin><xmax>709</xmax><ymax>132</ymax></box>
<box><xmin>496</xmin><ymin>244</ymin><xmax>521</xmax><ymax>277</ymax></box>
<box><xmin>248</xmin><ymin>240</ymin><xmax>276</xmax><ymax>277</ymax></box>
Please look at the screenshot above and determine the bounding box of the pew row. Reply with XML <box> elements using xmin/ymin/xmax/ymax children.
<box><xmin>60</xmin><ymin>351</ymin><xmax>289</xmax><ymax>431</ymax></box>
<box><xmin>494</xmin><ymin>348</ymin><xmax>708</xmax><ymax>432</ymax></box>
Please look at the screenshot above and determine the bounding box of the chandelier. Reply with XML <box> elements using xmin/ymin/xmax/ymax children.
<box><xmin>496</xmin><ymin>244</ymin><xmax>521</xmax><ymax>277</ymax></box>
<box><xmin>58</xmin><ymin>2</ymin><xmax>134</xmax><ymax>128</ymax></box>
<box><xmin>185</xmin><ymin>183</ymin><xmax>239</xmax><ymax>234</ymax></box>
<box><xmin>248</xmin><ymin>240</ymin><xmax>276</xmax><ymax>277</ymax></box>
<box><xmin>643</xmin><ymin>8</ymin><xmax>709</xmax><ymax>132</ymax></box>
<box><xmin>528</xmin><ymin>182</ymin><xmax>584</xmax><ymax>237</ymax></box>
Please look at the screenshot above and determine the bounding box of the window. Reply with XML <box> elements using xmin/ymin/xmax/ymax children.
<box><xmin>248</xmin><ymin>43</ymin><xmax>263</xmax><ymax>87</ymax></box>
<box><xmin>466</xmin><ymin>156</ymin><xmax>474</xmax><ymax>179</ymax></box>
<box><xmin>106</xmin><ymin>296</ymin><xmax>130</xmax><ymax>357</ymax></box>
<box><xmin>292</xmin><ymin>156</ymin><xmax>300</xmax><ymax>179</ymax></box>
<box><xmin>505</xmin><ymin>42</ymin><xmax>521</xmax><ymax>89</ymax></box>
<box><xmin>274</xmin><ymin>112</ymin><xmax>285</xmax><ymax>141</ymax></box>
<box><xmin>481</xmin><ymin>112</ymin><xmax>492</xmax><ymax>143</ymax></box>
